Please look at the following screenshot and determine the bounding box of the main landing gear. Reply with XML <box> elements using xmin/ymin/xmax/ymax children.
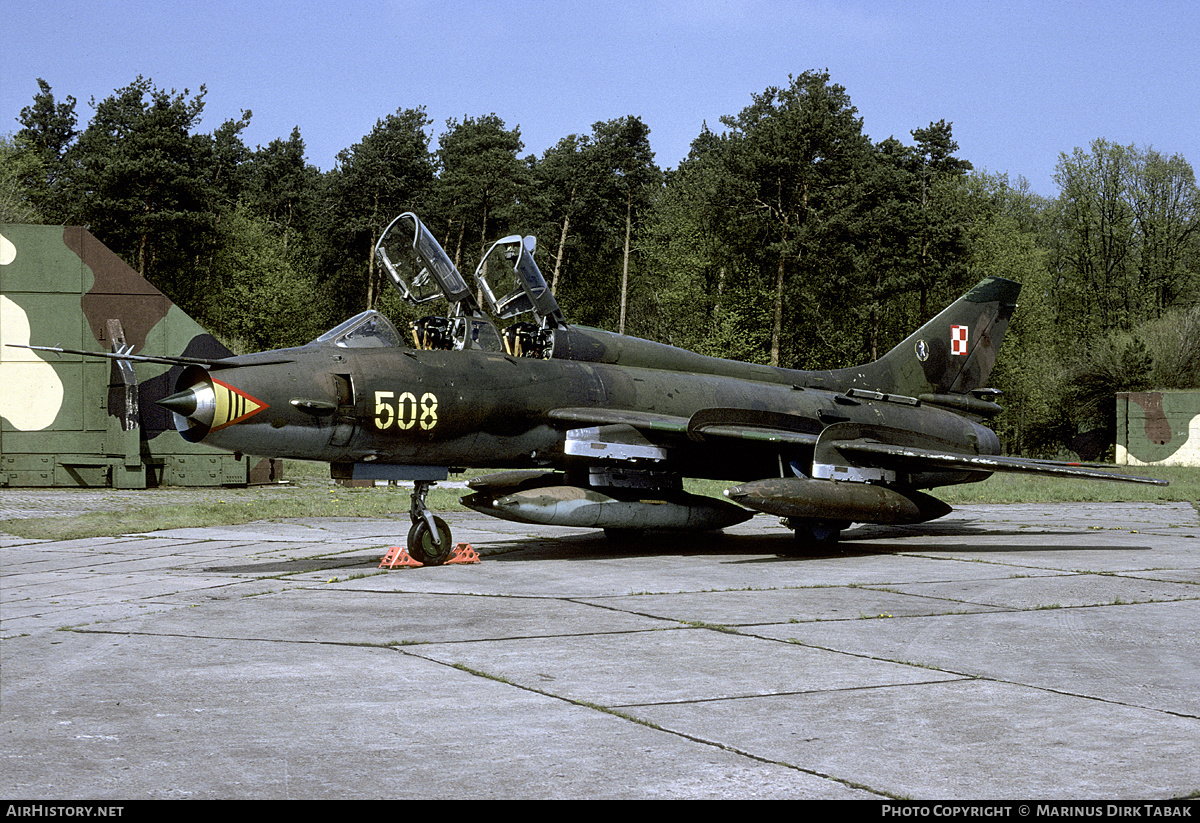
<box><xmin>781</xmin><ymin>517</ymin><xmax>849</xmax><ymax>554</ymax></box>
<box><xmin>406</xmin><ymin>480</ymin><xmax>454</xmax><ymax>565</ymax></box>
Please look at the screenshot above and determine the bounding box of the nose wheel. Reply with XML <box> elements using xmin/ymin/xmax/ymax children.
<box><xmin>407</xmin><ymin>516</ymin><xmax>454</xmax><ymax>565</ymax></box>
<box><xmin>407</xmin><ymin>480</ymin><xmax>454</xmax><ymax>565</ymax></box>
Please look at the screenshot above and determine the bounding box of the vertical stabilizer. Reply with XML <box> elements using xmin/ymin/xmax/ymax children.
<box><xmin>828</xmin><ymin>277</ymin><xmax>1022</xmax><ymax>398</ymax></box>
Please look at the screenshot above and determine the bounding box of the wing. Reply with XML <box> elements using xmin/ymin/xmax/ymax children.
<box><xmin>547</xmin><ymin>407</ymin><xmax>689</xmax><ymax>433</ymax></box>
<box><xmin>547</xmin><ymin>407</ymin><xmax>1167</xmax><ymax>486</ymax></box>
<box><xmin>837</xmin><ymin>440</ymin><xmax>1168</xmax><ymax>486</ymax></box>
<box><xmin>548</xmin><ymin>406</ymin><xmax>820</xmax><ymax>446</ymax></box>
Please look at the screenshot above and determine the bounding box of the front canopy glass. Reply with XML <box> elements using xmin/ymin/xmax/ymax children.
<box><xmin>314</xmin><ymin>310</ymin><xmax>402</xmax><ymax>349</ymax></box>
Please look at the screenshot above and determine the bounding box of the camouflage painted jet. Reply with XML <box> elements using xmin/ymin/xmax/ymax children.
<box><xmin>21</xmin><ymin>214</ymin><xmax>1166</xmax><ymax>563</ymax></box>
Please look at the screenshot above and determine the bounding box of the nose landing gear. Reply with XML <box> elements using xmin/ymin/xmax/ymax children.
<box><xmin>406</xmin><ymin>480</ymin><xmax>455</xmax><ymax>565</ymax></box>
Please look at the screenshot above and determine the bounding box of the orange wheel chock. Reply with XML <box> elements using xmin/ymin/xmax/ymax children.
<box><xmin>379</xmin><ymin>546</ymin><xmax>423</xmax><ymax>568</ymax></box>
<box><xmin>446</xmin><ymin>543</ymin><xmax>480</xmax><ymax>564</ymax></box>
<box><xmin>379</xmin><ymin>543</ymin><xmax>479</xmax><ymax>568</ymax></box>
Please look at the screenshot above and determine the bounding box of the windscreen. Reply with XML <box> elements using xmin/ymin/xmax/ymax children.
<box><xmin>315</xmin><ymin>311</ymin><xmax>403</xmax><ymax>348</ymax></box>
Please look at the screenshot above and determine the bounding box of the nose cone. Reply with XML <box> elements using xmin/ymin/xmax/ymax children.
<box><xmin>157</xmin><ymin>382</ymin><xmax>217</xmax><ymax>429</ymax></box>
<box><xmin>155</xmin><ymin>371</ymin><xmax>266</xmax><ymax>443</ymax></box>
<box><xmin>157</xmin><ymin>388</ymin><xmax>200</xmax><ymax>417</ymax></box>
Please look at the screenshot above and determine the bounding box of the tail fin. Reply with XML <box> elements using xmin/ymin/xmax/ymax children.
<box><xmin>832</xmin><ymin>277</ymin><xmax>1022</xmax><ymax>398</ymax></box>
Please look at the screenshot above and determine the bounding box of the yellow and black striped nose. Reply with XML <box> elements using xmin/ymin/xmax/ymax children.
<box><xmin>158</xmin><ymin>372</ymin><xmax>268</xmax><ymax>442</ymax></box>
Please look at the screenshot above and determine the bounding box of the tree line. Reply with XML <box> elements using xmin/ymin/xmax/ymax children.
<box><xmin>3</xmin><ymin>72</ymin><xmax>1199</xmax><ymax>459</ymax></box>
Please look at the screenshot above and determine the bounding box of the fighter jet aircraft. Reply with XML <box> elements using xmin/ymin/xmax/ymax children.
<box><xmin>21</xmin><ymin>213</ymin><xmax>1166</xmax><ymax>563</ymax></box>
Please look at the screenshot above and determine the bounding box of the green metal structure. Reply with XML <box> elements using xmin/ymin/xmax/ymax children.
<box><xmin>0</xmin><ymin>224</ymin><xmax>278</xmax><ymax>488</ymax></box>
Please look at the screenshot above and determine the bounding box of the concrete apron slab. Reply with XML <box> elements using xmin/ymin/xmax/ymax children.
<box><xmin>1</xmin><ymin>502</ymin><xmax>1198</xmax><ymax>799</ymax></box>
<box><xmin>2</xmin><ymin>632</ymin><xmax>858</xmax><ymax>799</ymax></box>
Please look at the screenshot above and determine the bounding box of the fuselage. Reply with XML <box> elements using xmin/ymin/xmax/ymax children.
<box><xmin>168</xmin><ymin>332</ymin><xmax>999</xmax><ymax>490</ymax></box>
<box><xmin>146</xmin><ymin>274</ymin><xmax>1162</xmax><ymax>547</ymax></box>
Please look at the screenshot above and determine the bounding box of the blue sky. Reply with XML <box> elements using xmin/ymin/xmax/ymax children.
<box><xmin>5</xmin><ymin>0</ymin><xmax>1197</xmax><ymax>197</ymax></box>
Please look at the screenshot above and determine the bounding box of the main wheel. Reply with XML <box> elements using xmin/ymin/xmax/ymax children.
<box><xmin>602</xmin><ymin>528</ymin><xmax>646</xmax><ymax>543</ymax></box>
<box><xmin>780</xmin><ymin>518</ymin><xmax>848</xmax><ymax>555</ymax></box>
<box><xmin>798</xmin><ymin>521</ymin><xmax>843</xmax><ymax>543</ymax></box>
<box><xmin>407</xmin><ymin>516</ymin><xmax>454</xmax><ymax>565</ymax></box>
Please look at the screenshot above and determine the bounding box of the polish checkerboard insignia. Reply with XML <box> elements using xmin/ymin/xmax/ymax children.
<box><xmin>951</xmin><ymin>325</ymin><xmax>968</xmax><ymax>356</ymax></box>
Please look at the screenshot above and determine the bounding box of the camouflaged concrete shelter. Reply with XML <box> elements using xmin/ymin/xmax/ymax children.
<box><xmin>1117</xmin><ymin>391</ymin><xmax>1200</xmax><ymax>467</ymax></box>
<box><xmin>1</xmin><ymin>224</ymin><xmax>278</xmax><ymax>487</ymax></box>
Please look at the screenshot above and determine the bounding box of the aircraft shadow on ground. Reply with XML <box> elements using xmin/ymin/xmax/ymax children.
<box><xmin>478</xmin><ymin>519</ymin><xmax>1150</xmax><ymax>562</ymax></box>
<box><xmin>205</xmin><ymin>555</ymin><xmax>381</xmax><ymax>575</ymax></box>
<box><xmin>202</xmin><ymin>519</ymin><xmax>1149</xmax><ymax>575</ymax></box>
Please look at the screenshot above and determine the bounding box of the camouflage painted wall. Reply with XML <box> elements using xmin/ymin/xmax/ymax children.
<box><xmin>0</xmin><ymin>224</ymin><xmax>278</xmax><ymax>487</ymax></box>
<box><xmin>1116</xmin><ymin>391</ymin><xmax>1200</xmax><ymax>467</ymax></box>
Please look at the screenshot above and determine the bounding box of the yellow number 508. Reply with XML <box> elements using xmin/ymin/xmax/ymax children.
<box><xmin>374</xmin><ymin>391</ymin><xmax>438</xmax><ymax>430</ymax></box>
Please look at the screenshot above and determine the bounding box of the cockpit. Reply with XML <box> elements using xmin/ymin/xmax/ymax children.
<box><xmin>372</xmin><ymin>213</ymin><xmax>565</xmax><ymax>359</ymax></box>
<box><xmin>314</xmin><ymin>310</ymin><xmax>403</xmax><ymax>349</ymax></box>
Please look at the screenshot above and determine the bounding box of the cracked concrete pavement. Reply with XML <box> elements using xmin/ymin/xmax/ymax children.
<box><xmin>2</xmin><ymin>494</ymin><xmax>1198</xmax><ymax>799</ymax></box>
